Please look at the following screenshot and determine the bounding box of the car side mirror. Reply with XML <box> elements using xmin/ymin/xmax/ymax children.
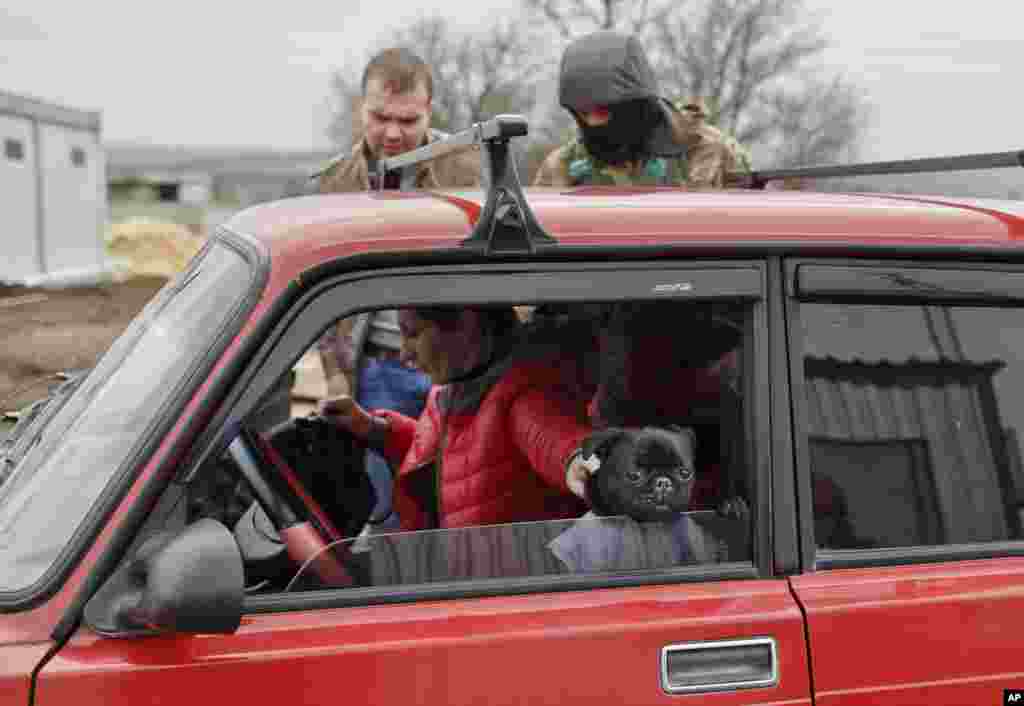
<box><xmin>84</xmin><ymin>518</ymin><xmax>244</xmax><ymax>637</ymax></box>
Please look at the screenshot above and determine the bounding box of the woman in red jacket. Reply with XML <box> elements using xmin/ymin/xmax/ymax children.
<box><xmin>320</xmin><ymin>306</ymin><xmax>595</xmax><ymax>531</ymax></box>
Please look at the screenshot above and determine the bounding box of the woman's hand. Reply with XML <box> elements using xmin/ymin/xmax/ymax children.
<box><xmin>318</xmin><ymin>395</ymin><xmax>373</xmax><ymax>440</ymax></box>
<box><xmin>565</xmin><ymin>451</ymin><xmax>602</xmax><ymax>499</ymax></box>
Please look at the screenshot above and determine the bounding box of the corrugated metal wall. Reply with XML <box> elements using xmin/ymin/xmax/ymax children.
<box><xmin>805</xmin><ymin>358</ymin><xmax>1010</xmax><ymax>544</ymax></box>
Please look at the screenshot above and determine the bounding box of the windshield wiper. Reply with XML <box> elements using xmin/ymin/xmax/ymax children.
<box><xmin>0</xmin><ymin>370</ymin><xmax>90</xmax><ymax>479</ymax></box>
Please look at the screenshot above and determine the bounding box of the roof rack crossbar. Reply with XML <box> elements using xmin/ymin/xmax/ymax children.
<box><xmin>378</xmin><ymin>114</ymin><xmax>556</xmax><ymax>255</ymax></box>
<box><xmin>376</xmin><ymin>127</ymin><xmax>482</xmax><ymax>179</ymax></box>
<box><xmin>740</xmin><ymin>149</ymin><xmax>1024</xmax><ymax>189</ymax></box>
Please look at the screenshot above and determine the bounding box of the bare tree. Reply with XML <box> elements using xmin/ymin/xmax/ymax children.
<box><xmin>522</xmin><ymin>0</ymin><xmax>872</xmax><ymax>167</ymax></box>
<box><xmin>648</xmin><ymin>0</ymin><xmax>871</xmax><ymax>165</ymax></box>
<box><xmin>326</xmin><ymin>14</ymin><xmax>543</xmax><ymax>150</ymax></box>
<box><xmin>765</xmin><ymin>75</ymin><xmax>868</xmax><ymax>168</ymax></box>
<box><xmin>523</xmin><ymin>0</ymin><xmax>655</xmax><ymax>37</ymax></box>
<box><xmin>325</xmin><ymin>65</ymin><xmax>362</xmax><ymax>150</ymax></box>
<box><xmin>650</xmin><ymin>0</ymin><xmax>826</xmax><ymax>134</ymax></box>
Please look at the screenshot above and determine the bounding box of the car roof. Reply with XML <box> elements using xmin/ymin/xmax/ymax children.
<box><xmin>223</xmin><ymin>187</ymin><xmax>1024</xmax><ymax>278</ymax></box>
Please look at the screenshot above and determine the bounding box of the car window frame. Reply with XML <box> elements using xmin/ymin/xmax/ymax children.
<box><xmin>786</xmin><ymin>257</ymin><xmax>1024</xmax><ymax>572</ymax></box>
<box><xmin>188</xmin><ymin>257</ymin><xmax>776</xmax><ymax>613</ymax></box>
<box><xmin>6</xmin><ymin>229</ymin><xmax>268</xmax><ymax>621</ymax></box>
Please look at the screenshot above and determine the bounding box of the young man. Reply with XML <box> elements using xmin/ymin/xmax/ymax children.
<box><xmin>315</xmin><ymin>47</ymin><xmax>480</xmax><ymax>192</ymax></box>
<box><xmin>533</xmin><ymin>31</ymin><xmax>751</xmax><ymax>188</ymax></box>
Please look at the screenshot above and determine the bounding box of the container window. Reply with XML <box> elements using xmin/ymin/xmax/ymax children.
<box><xmin>4</xmin><ymin>138</ymin><xmax>25</xmax><ymax>161</ymax></box>
<box><xmin>71</xmin><ymin>146</ymin><xmax>87</xmax><ymax>167</ymax></box>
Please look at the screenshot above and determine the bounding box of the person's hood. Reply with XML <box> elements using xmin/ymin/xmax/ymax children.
<box><xmin>558</xmin><ymin>30</ymin><xmax>684</xmax><ymax>158</ymax></box>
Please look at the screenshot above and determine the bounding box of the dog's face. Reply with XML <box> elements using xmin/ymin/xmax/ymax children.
<box><xmin>582</xmin><ymin>426</ymin><xmax>696</xmax><ymax>522</ymax></box>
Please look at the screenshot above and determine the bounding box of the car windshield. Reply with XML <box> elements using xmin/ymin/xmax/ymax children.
<box><xmin>0</xmin><ymin>240</ymin><xmax>254</xmax><ymax>594</ymax></box>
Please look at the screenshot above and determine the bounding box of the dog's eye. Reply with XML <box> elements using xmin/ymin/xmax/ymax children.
<box><xmin>677</xmin><ymin>465</ymin><xmax>695</xmax><ymax>481</ymax></box>
<box><xmin>626</xmin><ymin>469</ymin><xmax>645</xmax><ymax>484</ymax></box>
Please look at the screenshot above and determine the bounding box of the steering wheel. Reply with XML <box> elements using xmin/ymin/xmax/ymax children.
<box><xmin>226</xmin><ymin>418</ymin><xmax>375</xmax><ymax>589</ymax></box>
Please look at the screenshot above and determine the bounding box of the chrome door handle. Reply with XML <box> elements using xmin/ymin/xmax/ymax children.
<box><xmin>660</xmin><ymin>637</ymin><xmax>778</xmax><ymax>694</ymax></box>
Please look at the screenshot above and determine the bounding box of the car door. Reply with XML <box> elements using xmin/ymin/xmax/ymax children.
<box><xmin>35</xmin><ymin>260</ymin><xmax>813</xmax><ymax>705</ymax></box>
<box><xmin>785</xmin><ymin>260</ymin><xmax>1024</xmax><ymax>705</ymax></box>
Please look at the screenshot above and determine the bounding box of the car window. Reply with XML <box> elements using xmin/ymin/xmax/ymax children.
<box><xmin>799</xmin><ymin>300</ymin><xmax>1024</xmax><ymax>551</ymax></box>
<box><xmin>186</xmin><ymin>296</ymin><xmax>760</xmax><ymax>599</ymax></box>
<box><xmin>0</xmin><ymin>240</ymin><xmax>254</xmax><ymax>595</ymax></box>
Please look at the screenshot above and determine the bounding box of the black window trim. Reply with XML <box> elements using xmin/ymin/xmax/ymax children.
<box><xmin>768</xmin><ymin>256</ymin><xmax>799</xmax><ymax>575</ymax></box>
<box><xmin>787</xmin><ymin>257</ymin><xmax>1024</xmax><ymax>572</ymax></box>
<box><xmin>189</xmin><ymin>258</ymin><xmax>774</xmax><ymax>612</ymax></box>
<box><xmin>245</xmin><ymin>563</ymin><xmax>759</xmax><ymax>614</ymax></box>
<box><xmin>796</xmin><ymin>261</ymin><xmax>1024</xmax><ymax>304</ymax></box>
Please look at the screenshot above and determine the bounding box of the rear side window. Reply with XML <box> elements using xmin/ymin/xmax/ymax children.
<box><xmin>796</xmin><ymin>269</ymin><xmax>1024</xmax><ymax>553</ymax></box>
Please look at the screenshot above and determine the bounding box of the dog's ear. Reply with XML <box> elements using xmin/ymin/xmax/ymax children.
<box><xmin>581</xmin><ymin>428</ymin><xmax>626</xmax><ymax>460</ymax></box>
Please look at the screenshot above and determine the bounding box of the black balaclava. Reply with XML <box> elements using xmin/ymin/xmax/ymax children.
<box><xmin>576</xmin><ymin>98</ymin><xmax>662</xmax><ymax>166</ymax></box>
<box><xmin>558</xmin><ymin>31</ymin><xmax>685</xmax><ymax>165</ymax></box>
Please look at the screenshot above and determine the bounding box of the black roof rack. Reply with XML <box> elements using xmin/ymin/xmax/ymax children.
<box><xmin>377</xmin><ymin>114</ymin><xmax>555</xmax><ymax>255</ymax></box>
<box><xmin>740</xmin><ymin>149</ymin><xmax>1024</xmax><ymax>190</ymax></box>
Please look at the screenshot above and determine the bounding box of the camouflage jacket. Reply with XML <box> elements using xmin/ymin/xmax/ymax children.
<box><xmin>315</xmin><ymin>129</ymin><xmax>482</xmax><ymax>193</ymax></box>
<box><xmin>533</xmin><ymin>100</ymin><xmax>752</xmax><ymax>188</ymax></box>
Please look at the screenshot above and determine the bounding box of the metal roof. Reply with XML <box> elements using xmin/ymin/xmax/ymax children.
<box><xmin>0</xmin><ymin>90</ymin><xmax>101</xmax><ymax>132</ymax></box>
<box><xmin>105</xmin><ymin>143</ymin><xmax>335</xmax><ymax>181</ymax></box>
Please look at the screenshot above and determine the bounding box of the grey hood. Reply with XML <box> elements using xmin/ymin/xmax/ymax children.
<box><xmin>558</xmin><ymin>31</ymin><xmax>685</xmax><ymax>158</ymax></box>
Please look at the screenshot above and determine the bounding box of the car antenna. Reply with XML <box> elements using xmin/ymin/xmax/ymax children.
<box><xmin>738</xmin><ymin>149</ymin><xmax>1024</xmax><ymax>189</ymax></box>
<box><xmin>377</xmin><ymin>114</ymin><xmax>556</xmax><ymax>254</ymax></box>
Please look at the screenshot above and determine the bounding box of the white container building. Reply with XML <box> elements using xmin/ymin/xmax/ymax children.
<box><xmin>1</xmin><ymin>90</ymin><xmax>109</xmax><ymax>287</ymax></box>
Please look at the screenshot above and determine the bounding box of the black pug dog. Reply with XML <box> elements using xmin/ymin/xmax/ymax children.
<box><xmin>581</xmin><ymin>425</ymin><xmax>697</xmax><ymax>523</ymax></box>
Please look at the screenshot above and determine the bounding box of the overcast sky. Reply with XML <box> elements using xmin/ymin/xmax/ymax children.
<box><xmin>1</xmin><ymin>0</ymin><xmax>1021</xmax><ymax>164</ymax></box>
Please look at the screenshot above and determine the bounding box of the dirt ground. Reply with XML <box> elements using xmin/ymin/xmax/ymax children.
<box><xmin>0</xmin><ymin>278</ymin><xmax>166</xmax><ymax>412</ymax></box>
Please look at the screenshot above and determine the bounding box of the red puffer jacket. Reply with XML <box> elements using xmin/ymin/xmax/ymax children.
<box><xmin>376</xmin><ymin>357</ymin><xmax>591</xmax><ymax>530</ymax></box>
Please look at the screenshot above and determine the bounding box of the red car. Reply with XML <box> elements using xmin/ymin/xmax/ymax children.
<box><xmin>2</xmin><ymin>117</ymin><xmax>1023</xmax><ymax>705</ymax></box>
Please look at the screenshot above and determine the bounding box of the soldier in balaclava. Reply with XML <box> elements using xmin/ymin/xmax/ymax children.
<box><xmin>533</xmin><ymin>31</ymin><xmax>751</xmax><ymax>188</ymax></box>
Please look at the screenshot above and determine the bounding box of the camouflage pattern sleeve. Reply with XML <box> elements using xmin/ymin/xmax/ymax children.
<box><xmin>316</xmin><ymin>152</ymin><xmax>370</xmax><ymax>193</ymax></box>
<box><xmin>311</xmin><ymin>152</ymin><xmax>346</xmax><ymax>193</ymax></box>
<box><xmin>669</xmin><ymin>98</ymin><xmax>753</xmax><ymax>189</ymax></box>
<box><xmin>533</xmin><ymin>147</ymin><xmax>572</xmax><ymax>187</ymax></box>
<box><xmin>684</xmin><ymin>123</ymin><xmax>731</xmax><ymax>189</ymax></box>
<box><xmin>430</xmin><ymin>146</ymin><xmax>484</xmax><ymax>188</ymax></box>
<box><xmin>666</xmin><ymin>100</ymin><xmax>719</xmax><ymax>187</ymax></box>
<box><xmin>317</xmin><ymin>166</ymin><xmax>343</xmax><ymax>194</ymax></box>
<box><xmin>453</xmin><ymin>148</ymin><xmax>484</xmax><ymax>187</ymax></box>
<box><xmin>720</xmin><ymin>134</ymin><xmax>754</xmax><ymax>187</ymax></box>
